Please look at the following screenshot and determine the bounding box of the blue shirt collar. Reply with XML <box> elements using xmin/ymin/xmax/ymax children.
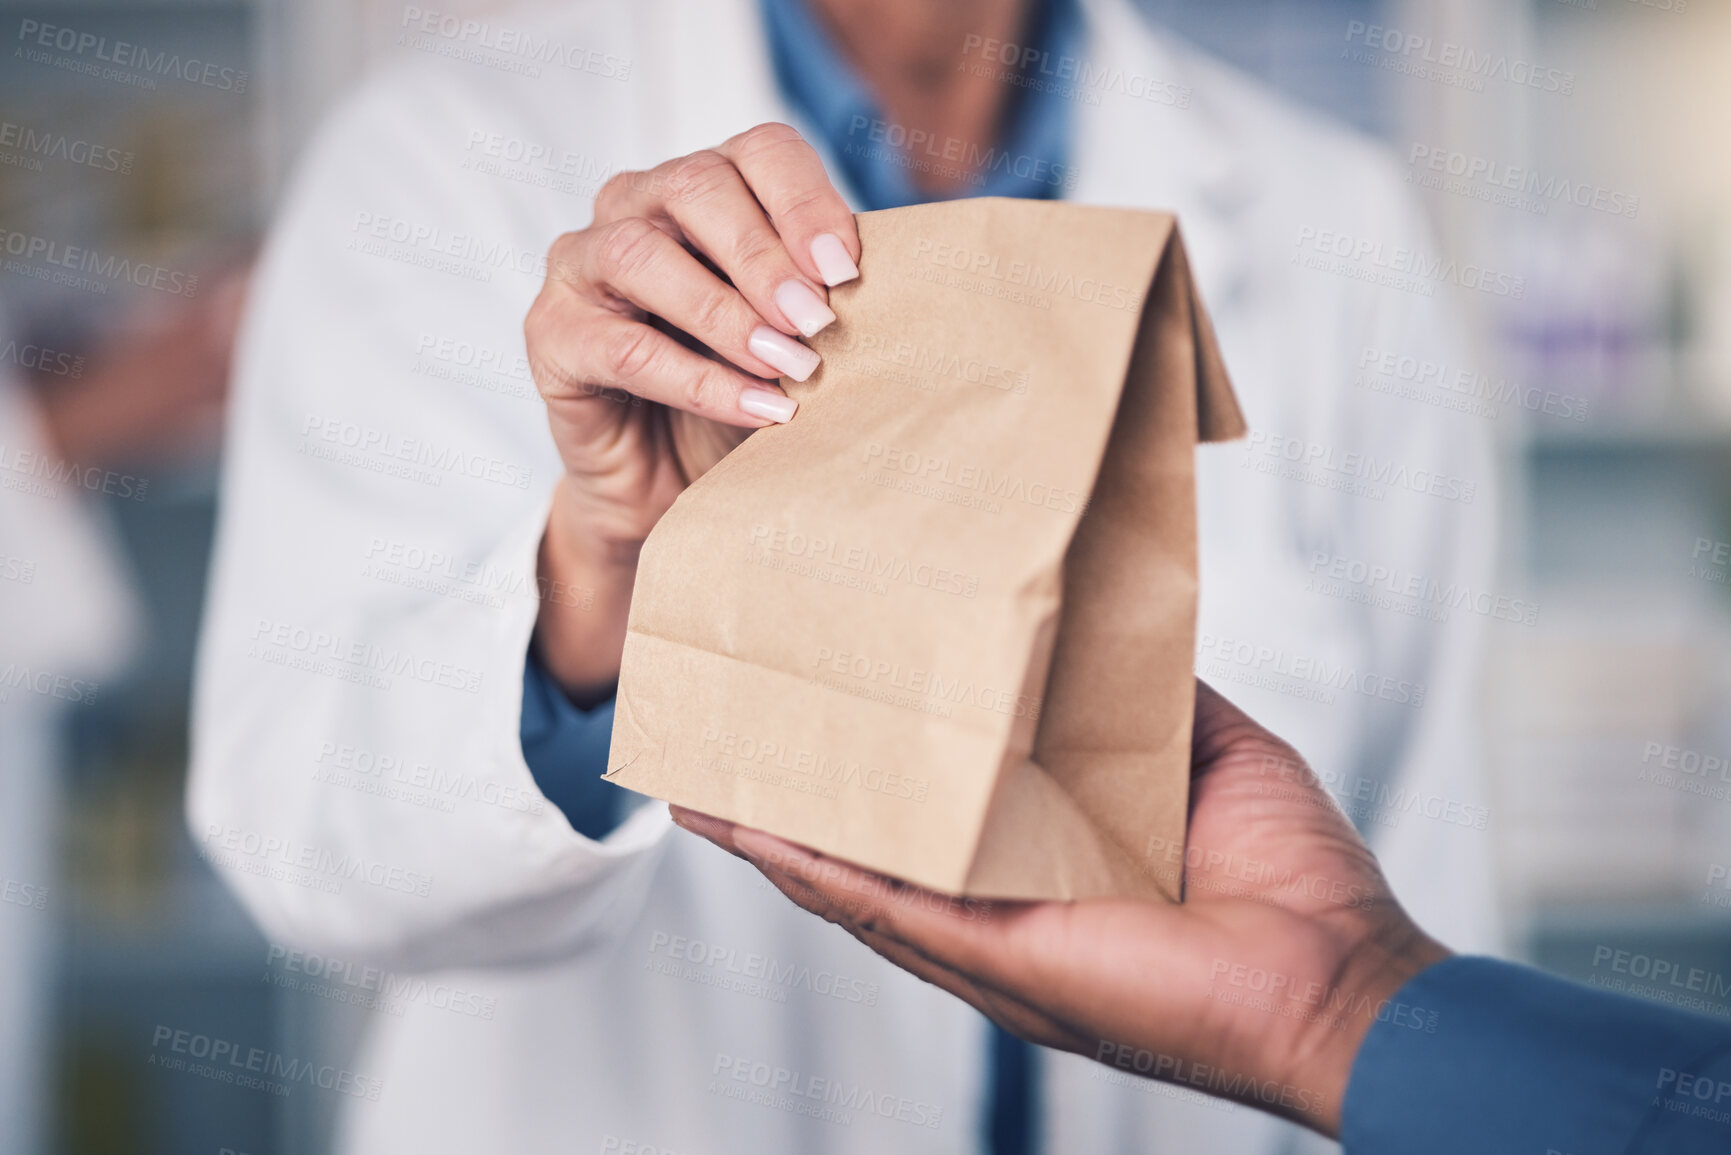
<box><xmin>761</xmin><ymin>0</ymin><xmax>1081</xmax><ymax>211</ymax></box>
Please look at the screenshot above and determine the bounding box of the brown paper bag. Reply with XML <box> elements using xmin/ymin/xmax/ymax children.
<box><xmin>605</xmin><ymin>197</ymin><xmax>1244</xmax><ymax>902</ymax></box>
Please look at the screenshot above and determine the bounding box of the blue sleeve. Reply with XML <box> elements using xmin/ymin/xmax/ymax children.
<box><xmin>1343</xmin><ymin>955</ymin><xmax>1731</xmax><ymax>1154</ymax></box>
<box><xmin>519</xmin><ymin>651</ymin><xmax>630</xmax><ymax>840</ymax></box>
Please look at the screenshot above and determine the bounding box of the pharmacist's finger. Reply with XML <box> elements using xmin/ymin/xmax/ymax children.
<box><xmin>596</xmin><ymin>147</ymin><xmax>838</xmax><ymax>340</ymax></box>
<box><xmin>715</xmin><ymin>123</ymin><xmax>861</xmax><ymax>288</ymax></box>
<box><xmin>559</xmin><ymin>217</ymin><xmax>821</xmax><ymax>382</ymax></box>
<box><xmin>532</xmin><ymin>307</ymin><xmax>797</xmax><ymax>428</ymax></box>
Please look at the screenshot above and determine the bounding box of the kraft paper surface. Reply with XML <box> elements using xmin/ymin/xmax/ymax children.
<box><xmin>606</xmin><ymin>197</ymin><xmax>1244</xmax><ymax>902</ymax></box>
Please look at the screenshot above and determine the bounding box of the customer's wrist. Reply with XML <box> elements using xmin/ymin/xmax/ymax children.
<box><xmin>1297</xmin><ymin>915</ymin><xmax>1452</xmax><ymax>1137</ymax></box>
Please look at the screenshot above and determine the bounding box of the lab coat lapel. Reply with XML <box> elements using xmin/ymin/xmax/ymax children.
<box><xmin>631</xmin><ymin>0</ymin><xmax>795</xmax><ymax>162</ymax></box>
<box><xmin>637</xmin><ymin>0</ymin><xmax>1258</xmax><ymax>305</ymax></box>
<box><xmin>631</xmin><ymin>0</ymin><xmax>876</xmax><ymax>208</ymax></box>
<box><xmin>1070</xmin><ymin>0</ymin><xmax>1259</xmax><ymax>310</ymax></box>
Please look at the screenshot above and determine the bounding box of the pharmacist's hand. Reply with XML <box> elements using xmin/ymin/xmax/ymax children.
<box><xmin>525</xmin><ymin>123</ymin><xmax>860</xmax><ymax>699</ymax></box>
<box><xmin>672</xmin><ymin>682</ymin><xmax>1450</xmax><ymax>1137</ymax></box>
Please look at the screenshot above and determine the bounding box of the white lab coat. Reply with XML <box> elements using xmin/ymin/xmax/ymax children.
<box><xmin>0</xmin><ymin>375</ymin><xmax>138</xmax><ymax>1155</ymax></box>
<box><xmin>189</xmin><ymin>0</ymin><xmax>1499</xmax><ymax>1151</ymax></box>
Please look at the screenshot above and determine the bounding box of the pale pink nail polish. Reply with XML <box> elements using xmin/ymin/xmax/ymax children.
<box><xmin>749</xmin><ymin>326</ymin><xmax>820</xmax><ymax>382</ymax></box>
<box><xmin>739</xmin><ymin>385</ymin><xmax>798</xmax><ymax>424</ymax></box>
<box><xmin>810</xmin><ymin>234</ymin><xmax>860</xmax><ymax>286</ymax></box>
<box><xmin>775</xmin><ymin>279</ymin><xmax>837</xmax><ymax>337</ymax></box>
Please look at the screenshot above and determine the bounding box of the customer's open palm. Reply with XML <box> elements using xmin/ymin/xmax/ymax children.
<box><xmin>673</xmin><ymin>681</ymin><xmax>1448</xmax><ymax>1136</ymax></box>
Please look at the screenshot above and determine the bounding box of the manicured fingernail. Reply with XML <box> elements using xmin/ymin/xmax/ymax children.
<box><xmin>739</xmin><ymin>383</ymin><xmax>798</xmax><ymax>423</ymax></box>
<box><xmin>774</xmin><ymin>279</ymin><xmax>836</xmax><ymax>337</ymax></box>
<box><xmin>748</xmin><ymin>326</ymin><xmax>820</xmax><ymax>383</ymax></box>
<box><xmin>810</xmin><ymin>234</ymin><xmax>859</xmax><ymax>286</ymax></box>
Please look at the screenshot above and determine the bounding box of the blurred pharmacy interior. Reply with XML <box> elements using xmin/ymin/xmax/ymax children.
<box><xmin>2</xmin><ymin>0</ymin><xmax>1730</xmax><ymax>1151</ymax></box>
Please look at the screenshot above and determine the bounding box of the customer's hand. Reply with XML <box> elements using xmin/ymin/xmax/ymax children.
<box><xmin>526</xmin><ymin>122</ymin><xmax>859</xmax><ymax>704</ymax></box>
<box><xmin>672</xmin><ymin>682</ymin><xmax>1451</xmax><ymax>1137</ymax></box>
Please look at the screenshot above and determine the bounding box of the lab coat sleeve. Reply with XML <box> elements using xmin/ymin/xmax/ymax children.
<box><xmin>1331</xmin><ymin>168</ymin><xmax>1503</xmax><ymax>956</ymax></box>
<box><xmin>187</xmin><ymin>68</ymin><xmax>671</xmax><ymax>971</ymax></box>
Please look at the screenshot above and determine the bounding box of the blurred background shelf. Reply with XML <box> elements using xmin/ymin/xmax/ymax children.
<box><xmin>1530</xmin><ymin>900</ymin><xmax>1731</xmax><ymax>942</ymax></box>
<box><xmin>1525</xmin><ymin>409</ymin><xmax>1731</xmax><ymax>453</ymax></box>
